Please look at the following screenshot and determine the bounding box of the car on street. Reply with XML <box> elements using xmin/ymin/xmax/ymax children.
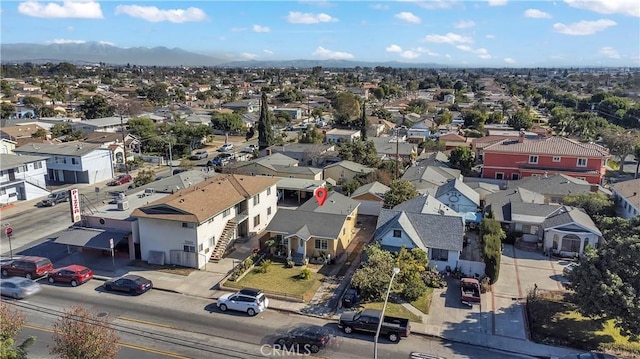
<box><xmin>1</xmin><ymin>256</ymin><xmax>53</xmax><ymax>279</ymax></box>
<box><xmin>563</xmin><ymin>262</ymin><xmax>579</xmax><ymax>277</ymax></box>
<box><xmin>107</xmin><ymin>174</ymin><xmax>133</xmax><ymax>186</ymax></box>
<box><xmin>208</xmin><ymin>153</ymin><xmax>234</xmax><ymax>167</ymax></box>
<box><xmin>243</xmin><ymin>145</ymin><xmax>258</xmax><ymax>153</ymax></box>
<box><xmin>218</xmin><ymin>143</ymin><xmax>234</xmax><ymax>152</ymax></box>
<box><xmin>104</xmin><ymin>274</ymin><xmax>153</xmax><ymax>295</ymax></box>
<box><xmin>48</xmin><ymin>265</ymin><xmax>93</xmax><ymax>286</ymax></box>
<box><xmin>0</xmin><ymin>277</ymin><xmax>42</xmax><ymax>299</ymax></box>
<box><xmin>216</xmin><ymin>288</ymin><xmax>269</xmax><ymax>316</ymax></box>
<box><xmin>274</xmin><ymin>325</ymin><xmax>333</xmax><ymax>354</ymax></box>
<box><xmin>190</xmin><ymin>150</ymin><xmax>209</xmax><ymax>160</ymax></box>
<box><xmin>37</xmin><ymin>190</ymin><xmax>70</xmax><ymax>207</ymax></box>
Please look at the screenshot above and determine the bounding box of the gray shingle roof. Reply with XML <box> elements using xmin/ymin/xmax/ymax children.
<box><xmin>402</xmin><ymin>165</ymin><xmax>461</xmax><ymax>191</ymax></box>
<box><xmin>375</xmin><ymin>209</ymin><xmax>464</xmax><ymax>251</ymax></box>
<box><xmin>266</xmin><ymin>209</ymin><xmax>350</xmax><ymax>240</ymax></box>
<box><xmin>435</xmin><ymin>179</ymin><xmax>480</xmax><ymax>206</ymax></box>
<box><xmin>324</xmin><ymin>160</ymin><xmax>375</xmax><ymax>174</ymax></box>
<box><xmin>392</xmin><ymin>193</ymin><xmax>459</xmax><ymax>216</ymax></box>
<box><xmin>507</xmin><ymin>174</ymin><xmax>593</xmax><ymax>198</ymax></box>
<box><xmin>351</xmin><ymin>181</ymin><xmax>390</xmax><ymax>199</ymax></box>
<box><xmin>542</xmin><ymin>206</ymin><xmax>601</xmax><ymax>235</ymax></box>
<box><xmin>297</xmin><ymin>191</ymin><xmax>359</xmax><ymax>215</ymax></box>
<box><xmin>484</xmin><ymin>187</ymin><xmax>546</xmax><ymax>222</ymax></box>
<box><xmin>0</xmin><ymin>153</ymin><xmax>48</xmax><ymax>171</ymax></box>
<box><xmin>14</xmin><ymin>141</ymin><xmax>103</xmax><ymax>157</ymax></box>
<box><xmin>611</xmin><ymin>178</ymin><xmax>640</xmax><ymax>210</ymax></box>
<box><xmin>271</xmin><ymin>165</ymin><xmax>322</xmax><ymax>175</ymax></box>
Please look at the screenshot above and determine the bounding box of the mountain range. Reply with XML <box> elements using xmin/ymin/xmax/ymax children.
<box><xmin>0</xmin><ymin>42</ymin><xmax>448</xmax><ymax>68</ymax></box>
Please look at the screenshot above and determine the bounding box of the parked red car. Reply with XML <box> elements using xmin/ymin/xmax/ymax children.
<box><xmin>48</xmin><ymin>265</ymin><xmax>93</xmax><ymax>287</ymax></box>
<box><xmin>108</xmin><ymin>174</ymin><xmax>133</xmax><ymax>186</ymax></box>
<box><xmin>1</xmin><ymin>256</ymin><xmax>53</xmax><ymax>279</ymax></box>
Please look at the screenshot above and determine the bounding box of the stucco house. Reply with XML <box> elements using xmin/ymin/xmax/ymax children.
<box><xmin>325</xmin><ymin>129</ymin><xmax>361</xmax><ymax>143</ymax></box>
<box><xmin>324</xmin><ymin>160</ymin><xmax>375</xmax><ymax>184</ymax></box>
<box><xmin>350</xmin><ymin>181</ymin><xmax>390</xmax><ymax>216</ymax></box>
<box><xmin>1</xmin><ymin>138</ymin><xmax>16</xmax><ymax>154</ymax></box>
<box><xmin>14</xmin><ymin>141</ymin><xmax>113</xmax><ymax>184</ymax></box>
<box><xmin>265</xmin><ymin>192</ymin><xmax>359</xmax><ymax>264</ymax></box>
<box><xmin>0</xmin><ymin>153</ymin><xmax>49</xmax><ymax>203</ymax></box>
<box><xmin>610</xmin><ymin>178</ymin><xmax>640</xmax><ymax>219</ymax></box>
<box><xmin>402</xmin><ymin>165</ymin><xmax>462</xmax><ymax>192</ymax></box>
<box><xmin>224</xmin><ymin>153</ymin><xmax>323</xmax><ymax>180</ymax></box>
<box><xmin>434</xmin><ymin>179</ymin><xmax>481</xmax><ymax>216</ymax></box>
<box><xmin>375</xmin><ymin>195</ymin><xmax>464</xmax><ymax>271</ymax></box>
<box><xmin>131</xmin><ymin>174</ymin><xmax>280</xmax><ymax>269</ymax></box>
<box><xmin>542</xmin><ymin>206</ymin><xmax>602</xmax><ymax>257</ymax></box>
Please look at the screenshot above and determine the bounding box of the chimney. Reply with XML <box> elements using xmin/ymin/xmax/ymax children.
<box><xmin>518</xmin><ymin>129</ymin><xmax>525</xmax><ymax>143</ymax></box>
<box><xmin>266</xmin><ymin>148</ymin><xmax>272</xmax><ymax>156</ymax></box>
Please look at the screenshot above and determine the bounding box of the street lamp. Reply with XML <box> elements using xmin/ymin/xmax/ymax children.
<box><xmin>374</xmin><ymin>266</ymin><xmax>400</xmax><ymax>359</ymax></box>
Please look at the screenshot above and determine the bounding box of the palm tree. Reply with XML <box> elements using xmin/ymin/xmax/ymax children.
<box><xmin>634</xmin><ymin>144</ymin><xmax>640</xmax><ymax>179</ymax></box>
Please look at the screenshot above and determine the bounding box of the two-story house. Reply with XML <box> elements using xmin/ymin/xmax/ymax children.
<box><xmin>14</xmin><ymin>142</ymin><xmax>113</xmax><ymax>184</ymax></box>
<box><xmin>610</xmin><ymin>178</ymin><xmax>640</xmax><ymax>219</ymax></box>
<box><xmin>434</xmin><ymin>179</ymin><xmax>481</xmax><ymax>221</ymax></box>
<box><xmin>0</xmin><ymin>153</ymin><xmax>49</xmax><ymax>203</ymax></box>
<box><xmin>325</xmin><ymin>129</ymin><xmax>361</xmax><ymax>144</ymax></box>
<box><xmin>131</xmin><ymin>174</ymin><xmax>280</xmax><ymax>269</ymax></box>
<box><xmin>481</xmin><ymin>133</ymin><xmax>610</xmax><ymax>185</ymax></box>
<box><xmin>71</xmin><ymin>116</ymin><xmax>129</xmax><ymax>134</ymax></box>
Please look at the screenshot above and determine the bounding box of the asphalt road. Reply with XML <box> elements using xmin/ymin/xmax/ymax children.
<box><xmin>3</xmin><ymin>280</ymin><xmax>525</xmax><ymax>359</ymax></box>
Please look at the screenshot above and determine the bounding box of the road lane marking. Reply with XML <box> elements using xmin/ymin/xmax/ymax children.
<box><xmin>118</xmin><ymin>316</ymin><xmax>177</xmax><ymax>329</ymax></box>
<box><xmin>24</xmin><ymin>323</ymin><xmax>189</xmax><ymax>359</ymax></box>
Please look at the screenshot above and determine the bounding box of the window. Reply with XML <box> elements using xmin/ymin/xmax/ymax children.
<box><xmin>314</xmin><ymin>239</ymin><xmax>328</xmax><ymax>250</ymax></box>
<box><xmin>522</xmin><ymin>225</ymin><xmax>538</xmax><ymax>235</ymax></box>
<box><xmin>267</xmin><ymin>187</ymin><xmax>271</xmax><ymax>196</ymax></box>
<box><xmin>209</xmin><ymin>236</ymin><xmax>215</xmax><ymax>247</ymax></box>
<box><xmin>576</xmin><ymin>177</ymin><xmax>586</xmax><ymax>181</ymax></box>
<box><xmin>34</xmin><ymin>161</ymin><xmax>42</xmax><ymax>169</ymax></box>
<box><xmin>198</xmin><ymin>243</ymin><xmax>204</xmax><ymax>251</ymax></box>
<box><xmin>71</xmin><ymin>158</ymin><xmax>79</xmax><ymax>165</ymax></box>
<box><xmin>577</xmin><ymin>158</ymin><xmax>587</xmax><ymax>167</ymax></box>
<box><xmin>181</xmin><ymin>222</ymin><xmax>195</xmax><ymax>228</ymax></box>
<box><xmin>511</xmin><ymin>173</ymin><xmax>520</xmax><ymax>180</ymax></box>
<box><xmin>495</xmin><ymin>172</ymin><xmax>504</xmax><ymax>180</ymax></box>
<box><xmin>430</xmin><ymin>248</ymin><xmax>449</xmax><ymax>261</ymax></box>
<box><xmin>253</xmin><ymin>194</ymin><xmax>260</xmax><ymax>206</ymax></box>
<box><xmin>15</xmin><ymin>165</ymin><xmax>26</xmax><ymax>173</ymax></box>
<box><xmin>55</xmin><ymin>156</ymin><xmax>66</xmax><ymax>164</ymax></box>
<box><xmin>529</xmin><ymin>155</ymin><xmax>538</xmax><ymax>164</ymax></box>
<box><xmin>183</xmin><ymin>245</ymin><xmax>196</xmax><ymax>253</ymax></box>
<box><xmin>0</xmin><ymin>188</ymin><xmax>5</xmax><ymax>195</ymax></box>
<box><xmin>223</xmin><ymin>208</ymin><xmax>231</xmax><ymax>217</ymax></box>
<box><xmin>561</xmin><ymin>236</ymin><xmax>581</xmax><ymax>253</ymax></box>
<box><xmin>267</xmin><ymin>206</ymin><xmax>272</xmax><ymax>216</ymax></box>
<box><xmin>393</xmin><ymin>230</ymin><xmax>402</xmax><ymax>238</ymax></box>
<box><xmin>253</xmin><ymin>215</ymin><xmax>260</xmax><ymax>227</ymax></box>
<box><xmin>552</xmin><ymin>156</ymin><xmax>561</xmax><ymax>162</ymax></box>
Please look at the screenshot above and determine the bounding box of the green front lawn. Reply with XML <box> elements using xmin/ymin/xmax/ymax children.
<box><xmin>225</xmin><ymin>262</ymin><xmax>323</xmax><ymax>302</ymax></box>
<box><xmin>528</xmin><ymin>291</ymin><xmax>640</xmax><ymax>355</ymax></box>
<box><xmin>410</xmin><ymin>287</ymin><xmax>434</xmax><ymax>315</ymax></box>
<box><xmin>362</xmin><ymin>302</ymin><xmax>423</xmax><ymax>323</ymax></box>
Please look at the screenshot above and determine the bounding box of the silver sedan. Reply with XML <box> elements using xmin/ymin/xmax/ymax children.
<box><xmin>0</xmin><ymin>277</ymin><xmax>42</xmax><ymax>299</ymax></box>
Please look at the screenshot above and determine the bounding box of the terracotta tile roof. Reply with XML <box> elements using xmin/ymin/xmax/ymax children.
<box><xmin>471</xmin><ymin>135</ymin><xmax>511</xmax><ymax>149</ymax></box>
<box><xmin>131</xmin><ymin>174</ymin><xmax>279</xmax><ymax>224</ymax></box>
<box><xmin>439</xmin><ymin>133</ymin><xmax>466</xmax><ymax>142</ymax></box>
<box><xmin>484</xmin><ymin>136</ymin><xmax>609</xmax><ymax>157</ymax></box>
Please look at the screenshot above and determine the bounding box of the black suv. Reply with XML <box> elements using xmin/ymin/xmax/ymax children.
<box><xmin>275</xmin><ymin>325</ymin><xmax>333</xmax><ymax>354</ymax></box>
<box><xmin>38</xmin><ymin>191</ymin><xmax>69</xmax><ymax>207</ymax></box>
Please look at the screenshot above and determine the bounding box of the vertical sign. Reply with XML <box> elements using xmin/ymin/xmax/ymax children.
<box><xmin>69</xmin><ymin>189</ymin><xmax>81</xmax><ymax>223</ymax></box>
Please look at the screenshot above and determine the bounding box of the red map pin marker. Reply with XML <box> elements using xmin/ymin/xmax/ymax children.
<box><xmin>315</xmin><ymin>187</ymin><xmax>328</xmax><ymax>206</ymax></box>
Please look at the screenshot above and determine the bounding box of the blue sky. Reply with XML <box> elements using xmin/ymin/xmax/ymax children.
<box><xmin>1</xmin><ymin>0</ymin><xmax>639</xmax><ymax>66</ymax></box>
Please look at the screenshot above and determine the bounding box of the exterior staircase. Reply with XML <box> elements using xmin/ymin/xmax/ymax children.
<box><xmin>210</xmin><ymin>220</ymin><xmax>237</xmax><ymax>262</ymax></box>
<box><xmin>291</xmin><ymin>253</ymin><xmax>305</xmax><ymax>266</ymax></box>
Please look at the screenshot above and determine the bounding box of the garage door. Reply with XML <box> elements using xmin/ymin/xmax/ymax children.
<box><xmin>357</xmin><ymin>200</ymin><xmax>382</xmax><ymax>216</ymax></box>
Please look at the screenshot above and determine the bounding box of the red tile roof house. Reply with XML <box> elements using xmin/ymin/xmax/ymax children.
<box><xmin>481</xmin><ymin>133</ymin><xmax>610</xmax><ymax>185</ymax></box>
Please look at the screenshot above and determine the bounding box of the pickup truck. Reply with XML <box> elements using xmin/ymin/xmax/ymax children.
<box><xmin>338</xmin><ymin>308</ymin><xmax>410</xmax><ymax>343</ymax></box>
<box><xmin>460</xmin><ymin>278</ymin><xmax>481</xmax><ymax>306</ymax></box>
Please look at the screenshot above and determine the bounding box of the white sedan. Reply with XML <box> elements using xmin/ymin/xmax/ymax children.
<box><xmin>219</xmin><ymin>143</ymin><xmax>234</xmax><ymax>152</ymax></box>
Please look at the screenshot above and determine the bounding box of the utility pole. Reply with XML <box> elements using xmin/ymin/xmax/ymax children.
<box><xmin>120</xmin><ymin>113</ymin><xmax>129</xmax><ymax>175</ymax></box>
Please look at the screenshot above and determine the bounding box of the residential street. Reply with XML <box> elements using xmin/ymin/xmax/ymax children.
<box><xmin>5</xmin><ymin>281</ymin><xmax>526</xmax><ymax>359</ymax></box>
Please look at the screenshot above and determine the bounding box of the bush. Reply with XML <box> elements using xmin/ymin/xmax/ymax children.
<box><xmin>243</xmin><ymin>258</ymin><xmax>254</xmax><ymax>271</ymax></box>
<box><xmin>285</xmin><ymin>260</ymin><xmax>294</xmax><ymax>268</ymax></box>
<box><xmin>298</xmin><ymin>268</ymin><xmax>312</xmax><ymax>280</ymax></box>
<box><xmin>480</xmin><ymin>277</ymin><xmax>492</xmax><ymax>293</ymax></box>
<box><xmin>254</xmin><ymin>259</ymin><xmax>272</xmax><ymax>274</ymax></box>
<box><xmin>402</xmin><ymin>271</ymin><xmax>427</xmax><ymax>301</ymax></box>
<box><xmin>421</xmin><ymin>268</ymin><xmax>447</xmax><ymax>288</ymax></box>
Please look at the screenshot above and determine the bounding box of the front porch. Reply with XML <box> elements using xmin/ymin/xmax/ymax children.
<box><xmin>543</xmin><ymin>230</ymin><xmax>599</xmax><ymax>257</ymax></box>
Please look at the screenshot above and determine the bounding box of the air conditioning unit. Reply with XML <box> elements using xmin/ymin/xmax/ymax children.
<box><xmin>117</xmin><ymin>200</ymin><xmax>129</xmax><ymax>211</ymax></box>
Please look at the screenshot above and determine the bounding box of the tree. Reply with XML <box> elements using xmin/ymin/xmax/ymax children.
<box><xmin>245</xmin><ymin>126</ymin><xmax>255</xmax><ymax>141</ymax></box>
<box><xmin>32</xmin><ymin>128</ymin><xmax>47</xmax><ymax>139</ymax></box>
<box><xmin>1</xmin><ymin>303</ymin><xmax>35</xmax><ymax>359</ymax></box>
<box><xmin>299</xmin><ymin>125</ymin><xmax>323</xmax><ymax>144</ymax></box>
<box><xmin>435</xmin><ymin>110</ymin><xmax>453</xmax><ymax>126</ymax></box>
<box><xmin>337</xmin><ymin>140</ymin><xmax>379</xmax><ymax>167</ymax></box>
<box><xmin>50</xmin><ymin>123</ymin><xmax>84</xmax><ymax>141</ymax></box>
<box><xmin>80</xmin><ymin>95</ymin><xmax>115</xmax><ymax>119</ymax></box>
<box><xmin>134</xmin><ymin>169</ymin><xmax>155</xmax><ymax>187</ymax></box>
<box><xmin>634</xmin><ymin>143</ymin><xmax>640</xmax><ymax>179</ymax></box>
<box><xmin>51</xmin><ymin>305</ymin><xmax>119</xmax><ymax>359</ymax></box>
<box><xmin>21</xmin><ymin>96</ymin><xmax>44</xmax><ymax>117</ymax></box>
<box><xmin>383</xmin><ymin>180</ymin><xmax>418</xmax><ymax>209</ymax></box>
<box><xmin>562</xmin><ymin>192</ymin><xmax>615</xmax><ymax>218</ymax></box>
<box><xmin>351</xmin><ymin>243</ymin><xmax>396</xmax><ymax>301</ymax></box>
<box><xmin>258</xmin><ymin>92</ymin><xmax>274</xmax><ymax>149</ymax></box>
<box><xmin>569</xmin><ymin>229</ymin><xmax>640</xmax><ymax>339</ymax></box>
<box><xmin>360</xmin><ymin>102</ymin><xmax>367</xmax><ymax>140</ymax></box>
<box><xmin>481</xmin><ymin>217</ymin><xmax>505</xmax><ymax>284</ymax></box>
<box><xmin>1</xmin><ymin>80</ymin><xmax>12</xmax><ymax>97</ymax></box>
<box><xmin>1</xmin><ymin>102</ymin><xmax>15</xmax><ymax>119</ymax></box>
<box><xmin>507</xmin><ymin>109</ymin><xmax>533</xmax><ymax>130</ymax></box>
<box><xmin>126</xmin><ymin>117</ymin><xmax>157</xmax><ymax>139</ymax></box>
<box><xmin>448</xmin><ymin>146</ymin><xmax>475</xmax><ymax>174</ymax></box>
<box><xmin>211</xmin><ymin>112</ymin><xmax>244</xmax><ymax>141</ymax></box>
<box><xmin>332</xmin><ymin>92</ymin><xmax>361</xmax><ymax>127</ymax></box>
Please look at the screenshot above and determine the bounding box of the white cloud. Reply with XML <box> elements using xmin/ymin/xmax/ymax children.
<box><xmin>486</xmin><ymin>0</ymin><xmax>508</xmax><ymax>6</ymax></box>
<box><xmin>485</xmin><ymin>34</ymin><xmax>495</xmax><ymax>39</ymax></box>
<box><xmin>372</xmin><ymin>4</ymin><xmax>390</xmax><ymax>10</ymax></box>
<box><xmin>400</xmin><ymin>0</ymin><xmax>457</xmax><ymax>10</ymax></box>
<box><xmin>386</xmin><ymin>44</ymin><xmax>403</xmax><ymax>53</ymax></box>
<box><xmin>231</xmin><ymin>27</ymin><xmax>247</xmax><ymax>32</ymax></box>
<box><xmin>422</xmin><ymin>32</ymin><xmax>473</xmax><ymax>44</ymax></box>
<box><xmin>564</xmin><ymin>0</ymin><xmax>639</xmax><ymax>17</ymax></box>
<box><xmin>263</xmin><ymin>49</ymin><xmax>274</xmax><ymax>55</ymax></box>
<box><xmin>98</xmin><ymin>41</ymin><xmax>114</xmax><ymax>46</ymax></box>
<box><xmin>454</xmin><ymin>20</ymin><xmax>476</xmax><ymax>29</ymax></box>
<box><xmin>18</xmin><ymin>0</ymin><xmax>103</xmax><ymax>19</ymax></box>
<box><xmin>553</xmin><ymin>19</ymin><xmax>616</xmax><ymax>35</ymax></box>
<box><xmin>599</xmin><ymin>46</ymin><xmax>620</xmax><ymax>59</ymax></box>
<box><xmin>395</xmin><ymin>12</ymin><xmax>421</xmax><ymax>24</ymax></box>
<box><xmin>415</xmin><ymin>47</ymin><xmax>440</xmax><ymax>56</ymax></box>
<box><xmin>401</xmin><ymin>51</ymin><xmax>420</xmax><ymax>59</ymax></box>
<box><xmin>252</xmin><ymin>24</ymin><xmax>270</xmax><ymax>33</ymax></box>
<box><xmin>114</xmin><ymin>5</ymin><xmax>206</xmax><ymax>23</ymax></box>
<box><xmin>312</xmin><ymin>46</ymin><xmax>354</xmax><ymax>60</ymax></box>
<box><xmin>46</xmin><ymin>39</ymin><xmax>85</xmax><ymax>44</ymax></box>
<box><xmin>286</xmin><ymin>11</ymin><xmax>338</xmax><ymax>24</ymax></box>
<box><xmin>241</xmin><ymin>53</ymin><xmax>259</xmax><ymax>60</ymax></box>
<box><xmin>504</xmin><ymin>57</ymin><xmax>516</xmax><ymax>64</ymax></box>
<box><xmin>524</xmin><ymin>9</ymin><xmax>552</xmax><ymax>18</ymax></box>
<box><xmin>456</xmin><ymin>45</ymin><xmax>491</xmax><ymax>58</ymax></box>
